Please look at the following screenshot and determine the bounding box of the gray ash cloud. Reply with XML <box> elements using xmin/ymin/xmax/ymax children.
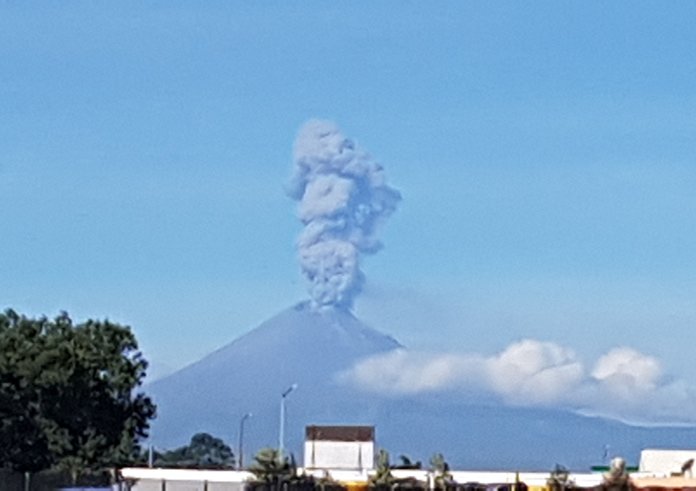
<box><xmin>287</xmin><ymin>120</ymin><xmax>401</xmax><ymax>310</ymax></box>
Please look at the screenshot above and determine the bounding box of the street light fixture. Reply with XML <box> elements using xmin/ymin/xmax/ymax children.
<box><xmin>238</xmin><ymin>412</ymin><xmax>252</xmax><ymax>469</ymax></box>
<box><xmin>278</xmin><ymin>383</ymin><xmax>298</xmax><ymax>458</ymax></box>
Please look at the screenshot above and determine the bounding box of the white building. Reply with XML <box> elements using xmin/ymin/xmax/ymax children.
<box><xmin>638</xmin><ymin>448</ymin><xmax>696</xmax><ymax>476</ymax></box>
<box><xmin>303</xmin><ymin>425</ymin><xmax>375</xmax><ymax>470</ymax></box>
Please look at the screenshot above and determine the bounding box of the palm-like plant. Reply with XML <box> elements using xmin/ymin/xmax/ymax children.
<box><xmin>248</xmin><ymin>448</ymin><xmax>293</xmax><ymax>485</ymax></box>
<box><xmin>370</xmin><ymin>450</ymin><xmax>426</xmax><ymax>491</ymax></box>
<box><xmin>600</xmin><ymin>457</ymin><xmax>631</xmax><ymax>491</ymax></box>
<box><xmin>547</xmin><ymin>464</ymin><xmax>574</xmax><ymax>491</ymax></box>
<box><xmin>369</xmin><ymin>450</ymin><xmax>395</xmax><ymax>490</ymax></box>
<box><xmin>429</xmin><ymin>453</ymin><xmax>454</xmax><ymax>491</ymax></box>
<box><xmin>247</xmin><ymin>448</ymin><xmax>322</xmax><ymax>491</ymax></box>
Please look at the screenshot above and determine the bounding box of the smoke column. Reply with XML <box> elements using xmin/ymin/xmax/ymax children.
<box><xmin>287</xmin><ymin>120</ymin><xmax>401</xmax><ymax>310</ymax></box>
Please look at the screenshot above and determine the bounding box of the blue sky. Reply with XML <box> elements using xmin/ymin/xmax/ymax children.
<box><xmin>2</xmin><ymin>1</ymin><xmax>696</xmax><ymax>416</ymax></box>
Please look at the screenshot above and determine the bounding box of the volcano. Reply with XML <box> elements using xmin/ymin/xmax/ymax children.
<box><xmin>148</xmin><ymin>304</ymin><xmax>696</xmax><ymax>470</ymax></box>
<box><xmin>147</xmin><ymin>122</ymin><xmax>696</xmax><ymax>469</ymax></box>
<box><xmin>147</xmin><ymin>302</ymin><xmax>400</xmax><ymax>455</ymax></box>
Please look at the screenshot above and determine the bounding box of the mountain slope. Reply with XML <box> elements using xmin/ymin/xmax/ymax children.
<box><xmin>147</xmin><ymin>302</ymin><xmax>401</xmax><ymax>450</ymax></box>
<box><xmin>147</xmin><ymin>304</ymin><xmax>696</xmax><ymax>470</ymax></box>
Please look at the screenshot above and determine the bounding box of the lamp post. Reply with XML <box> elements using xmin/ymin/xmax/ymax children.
<box><xmin>278</xmin><ymin>383</ymin><xmax>298</xmax><ymax>458</ymax></box>
<box><xmin>238</xmin><ymin>412</ymin><xmax>252</xmax><ymax>469</ymax></box>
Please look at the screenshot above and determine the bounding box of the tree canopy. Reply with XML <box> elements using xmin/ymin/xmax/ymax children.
<box><xmin>155</xmin><ymin>433</ymin><xmax>235</xmax><ymax>469</ymax></box>
<box><xmin>0</xmin><ymin>309</ymin><xmax>156</xmax><ymax>477</ymax></box>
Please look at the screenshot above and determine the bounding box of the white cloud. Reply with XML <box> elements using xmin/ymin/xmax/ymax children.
<box><xmin>485</xmin><ymin>340</ymin><xmax>584</xmax><ymax>405</ymax></box>
<box><xmin>336</xmin><ymin>348</ymin><xmax>485</xmax><ymax>394</ymax></box>
<box><xmin>339</xmin><ymin>339</ymin><xmax>696</xmax><ymax>425</ymax></box>
<box><xmin>592</xmin><ymin>347</ymin><xmax>662</xmax><ymax>390</ymax></box>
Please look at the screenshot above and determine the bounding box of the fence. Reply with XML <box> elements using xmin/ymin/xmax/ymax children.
<box><xmin>0</xmin><ymin>469</ymin><xmax>112</xmax><ymax>491</ymax></box>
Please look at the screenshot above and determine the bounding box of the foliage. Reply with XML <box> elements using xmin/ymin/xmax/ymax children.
<box><xmin>384</xmin><ymin>453</ymin><xmax>426</xmax><ymax>491</ymax></box>
<box><xmin>369</xmin><ymin>450</ymin><xmax>427</xmax><ymax>491</ymax></box>
<box><xmin>547</xmin><ymin>464</ymin><xmax>574</xmax><ymax>491</ymax></box>
<box><xmin>0</xmin><ymin>309</ymin><xmax>156</xmax><ymax>478</ymax></box>
<box><xmin>248</xmin><ymin>448</ymin><xmax>294</xmax><ymax>484</ymax></box>
<box><xmin>246</xmin><ymin>448</ymin><xmax>323</xmax><ymax>491</ymax></box>
<box><xmin>600</xmin><ymin>458</ymin><xmax>631</xmax><ymax>491</ymax></box>
<box><xmin>393</xmin><ymin>455</ymin><xmax>422</xmax><ymax>470</ymax></box>
<box><xmin>369</xmin><ymin>449</ymin><xmax>395</xmax><ymax>489</ymax></box>
<box><xmin>156</xmin><ymin>433</ymin><xmax>235</xmax><ymax>469</ymax></box>
<box><xmin>429</xmin><ymin>453</ymin><xmax>454</xmax><ymax>490</ymax></box>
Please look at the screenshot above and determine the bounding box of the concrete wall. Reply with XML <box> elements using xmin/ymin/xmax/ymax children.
<box><xmin>119</xmin><ymin>467</ymin><xmax>606</xmax><ymax>490</ymax></box>
<box><xmin>449</xmin><ymin>471</ymin><xmax>601</xmax><ymax>489</ymax></box>
<box><xmin>119</xmin><ymin>469</ymin><xmax>252</xmax><ymax>491</ymax></box>
<box><xmin>303</xmin><ymin>441</ymin><xmax>374</xmax><ymax>470</ymax></box>
<box><xmin>639</xmin><ymin>449</ymin><xmax>696</xmax><ymax>475</ymax></box>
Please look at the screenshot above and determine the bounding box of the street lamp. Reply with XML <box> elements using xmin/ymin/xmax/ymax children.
<box><xmin>278</xmin><ymin>383</ymin><xmax>298</xmax><ymax>458</ymax></box>
<box><xmin>238</xmin><ymin>412</ymin><xmax>252</xmax><ymax>469</ymax></box>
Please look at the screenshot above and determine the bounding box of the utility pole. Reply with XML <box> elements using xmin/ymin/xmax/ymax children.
<box><xmin>278</xmin><ymin>383</ymin><xmax>298</xmax><ymax>458</ymax></box>
<box><xmin>238</xmin><ymin>412</ymin><xmax>252</xmax><ymax>469</ymax></box>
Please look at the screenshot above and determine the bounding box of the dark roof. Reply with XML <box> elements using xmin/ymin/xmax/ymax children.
<box><xmin>305</xmin><ymin>425</ymin><xmax>375</xmax><ymax>442</ymax></box>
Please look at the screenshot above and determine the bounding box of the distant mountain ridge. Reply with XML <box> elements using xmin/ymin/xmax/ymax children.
<box><xmin>147</xmin><ymin>303</ymin><xmax>696</xmax><ymax>471</ymax></box>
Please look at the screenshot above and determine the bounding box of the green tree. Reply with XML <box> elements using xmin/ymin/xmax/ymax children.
<box><xmin>248</xmin><ymin>448</ymin><xmax>293</xmax><ymax>484</ymax></box>
<box><xmin>0</xmin><ymin>309</ymin><xmax>156</xmax><ymax>479</ymax></box>
<box><xmin>0</xmin><ymin>311</ymin><xmax>53</xmax><ymax>472</ymax></box>
<box><xmin>157</xmin><ymin>433</ymin><xmax>235</xmax><ymax>469</ymax></box>
<box><xmin>247</xmin><ymin>448</ymin><xmax>318</xmax><ymax>491</ymax></box>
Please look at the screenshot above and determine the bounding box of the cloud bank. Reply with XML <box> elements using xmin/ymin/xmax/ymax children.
<box><xmin>287</xmin><ymin>120</ymin><xmax>401</xmax><ymax>310</ymax></box>
<box><xmin>339</xmin><ymin>340</ymin><xmax>696</xmax><ymax>425</ymax></box>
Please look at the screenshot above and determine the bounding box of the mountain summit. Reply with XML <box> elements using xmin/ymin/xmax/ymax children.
<box><xmin>147</xmin><ymin>302</ymin><xmax>400</xmax><ymax>452</ymax></box>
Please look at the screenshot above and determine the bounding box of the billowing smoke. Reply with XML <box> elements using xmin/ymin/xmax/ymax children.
<box><xmin>287</xmin><ymin>120</ymin><xmax>401</xmax><ymax>310</ymax></box>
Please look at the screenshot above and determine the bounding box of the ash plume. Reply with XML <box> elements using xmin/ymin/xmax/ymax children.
<box><xmin>287</xmin><ymin>120</ymin><xmax>401</xmax><ymax>310</ymax></box>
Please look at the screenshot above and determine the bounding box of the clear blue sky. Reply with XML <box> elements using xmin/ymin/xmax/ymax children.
<box><xmin>2</xmin><ymin>1</ymin><xmax>696</xmax><ymax>400</ymax></box>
